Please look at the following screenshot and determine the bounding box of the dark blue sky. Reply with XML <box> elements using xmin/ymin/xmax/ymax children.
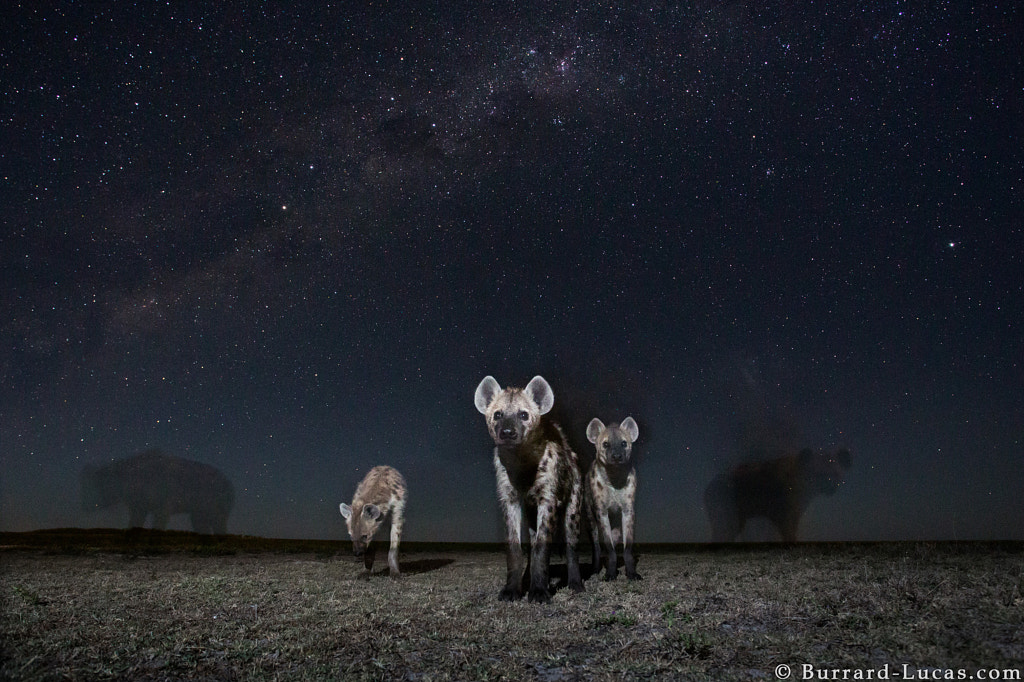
<box><xmin>2</xmin><ymin>1</ymin><xmax>1021</xmax><ymax>541</ymax></box>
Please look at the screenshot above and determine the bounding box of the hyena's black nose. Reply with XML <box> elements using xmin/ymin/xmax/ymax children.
<box><xmin>499</xmin><ymin>427</ymin><xmax>517</xmax><ymax>441</ymax></box>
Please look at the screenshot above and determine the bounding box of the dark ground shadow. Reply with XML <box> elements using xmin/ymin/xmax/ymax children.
<box><xmin>539</xmin><ymin>553</ymin><xmax>643</xmax><ymax>594</ymax></box>
<box><xmin>366</xmin><ymin>557</ymin><xmax>456</xmax><ymax>578</ymax></box>
<box><xmin>545</xmin><ymin>562</ymin><xmax>592</xmax><ymax>593</ymax></box>
<box><xmin>552</xmin><ymin>557</ymin><xmax>638</xmax><ymax>585</ymax></box>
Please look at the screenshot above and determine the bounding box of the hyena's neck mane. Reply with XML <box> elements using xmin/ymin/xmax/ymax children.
<box><xmin>524</xmin><ymin>417</ymin><xmax>568</xmax><ymax>454</ymax></box>
<box><xmin>598</xmin><ymin>459</ymin><xmax>633</xmax><ymax>490</ymax></box>
<box><xmin>496</xmin><ymin>417</ymin><xmax>569</xmax><ymax>490</ymax></box>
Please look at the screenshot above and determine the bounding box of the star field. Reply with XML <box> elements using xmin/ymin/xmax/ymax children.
<box><xmin>1</xmin><ymin>1</ymin><xmax>1021</xmax><ymax>540</ymax></box>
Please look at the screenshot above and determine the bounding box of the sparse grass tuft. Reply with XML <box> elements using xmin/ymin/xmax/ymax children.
<box><xmin>590</xmin><ymin>611</ymin><xmax>638</xmax><ymax>628</ymax></box>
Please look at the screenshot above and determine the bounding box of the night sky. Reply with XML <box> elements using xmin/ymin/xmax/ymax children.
<box><xmin>2</xmin><ymin>1</ymin><xmax>1021</xmax><ymax>542</ymax></box>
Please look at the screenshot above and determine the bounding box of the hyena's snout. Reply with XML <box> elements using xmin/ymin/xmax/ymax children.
<box><xmin>610</xmin><ymin>448</ymin><xmax>631</xmax><ymax>465</ymax></box>
<box><xmin>352</xmin><ymin>537</ymin><xmax>369</xmax><ymax>557</ymax></box>
<box><xmin>494</xmin><ymin>416</ymin><xmax>525</xmax><ymax>444</ymax></box>
<box><xmin>604</xmin><ymin>441</ymin><xmax>632</xmax><ymax>465</ymax></box>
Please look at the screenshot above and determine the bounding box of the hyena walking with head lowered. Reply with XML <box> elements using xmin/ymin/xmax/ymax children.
<box><xmin>339</xmin><ymin>465</ymin><xmax>407</xmax><ymax>577</ymax></box>
<box><xmin>586</xmin><ymin>417</ymin><xmax>641</xmax><ymax>581</ymax></box>
<box><xmin>474</xmin><ymin>375</ymin><xmax>585</xmax><ymax>602</ymax></box>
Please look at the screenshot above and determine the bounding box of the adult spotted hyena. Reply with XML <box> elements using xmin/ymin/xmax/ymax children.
<box><xmin>704</xmin><ymin>447</ymin><xmax>852</xmax><ymax>543</ymax></box>
<box><xmin>586</xmin><ymin>417</ymin><xmax>641</xmax><ymax>581</ymax></box>
<box><xmin>474</xmin><ymin>375</ymin><xmax>585</xmax><ymax>602</ymax></box>
<box><xmin>339</xmin><ymin>465</ymin><xmax>407</xmax><ymax>577</ymax></box>
<box><xmin>80</xmin><ymin>449</ymin><xmax>234</xmax><ymax>534</ymax></box>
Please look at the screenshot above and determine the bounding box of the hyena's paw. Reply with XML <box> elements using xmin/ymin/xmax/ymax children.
<box><xmin>626</xmin><ymin>570</ymin><xmax>642</xmax><ymax>581</ymax></box>
<box><xmin>528</xmin><ymin>586</ymin><xmax>552</xmax><ymax>604</ymax></box>
<box><xmin>568</xmin><ymin>578</ymin><xmax>585</xmax><ymax>593</ymax></box>
<box><xmin>498</xmin><ymin>585</ymin><xmax>523</xmax><ymax>601</ymax></box>
<box><xmin>388</xmin><ymin>570</ymin><xmax>401</xmax><ymax>580</ymax></box>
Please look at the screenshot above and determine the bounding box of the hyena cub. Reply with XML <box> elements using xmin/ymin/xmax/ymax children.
<box><xmin>586</xmin><ymin>417</ymin><xmax>641</xmax><ymax>581</ymax></box>
<box><xmin>474</xmin><ymin>375</ymin><xmax>585</xmax><ymax>603</ymax></box>
<box><xmin>339</xmin><ymin>465</ymin><xmax>407</xmax><ymax>577</ymax></box>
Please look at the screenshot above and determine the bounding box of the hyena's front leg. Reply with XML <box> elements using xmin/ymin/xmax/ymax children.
<box><xmin>500</xmin><ymin>499</ymin><xmax>527</xmax><ymax>600</ymax></box>
<box><xmin>622</xmin><ymin>504</ymin><xmax>641</xmax><ymax>580</ymax></box>
<box><xmin>599</xmin><ymin>510</ymin><xmax>619</xmax><ymax>581</ymax></box>
<box><xmin>496</xmin><ymin>461</ymin><xmax>527</xmax><ymax>600</ymax></box>
<box><xmin>388</xmin><ymin>500</ymin><xmax>405</xmax><ymax>578</ymax></box>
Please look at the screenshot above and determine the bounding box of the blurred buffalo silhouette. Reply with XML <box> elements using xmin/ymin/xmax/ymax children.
<box><xmin>704</xmin><ymin>447</ymin><xmax>851</xmax><ymax>543</ymax></box>
<box><xmin>80</xmin><ymin>449</ymin><xmax>234</xmax><ymax>534</ymax></box>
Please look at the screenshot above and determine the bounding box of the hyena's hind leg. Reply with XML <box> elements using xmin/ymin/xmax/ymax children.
<box><xmin>388</xmin><ymin>498</ymin><xmax>405</xmax><ymax>577</ymax></box>
<box><xmin>621</xmin><ymin>506</ymin><xmax>641</xmax><ymax>581</ymax></box>
<box><xmin>586</xmin><ymin>493</ymin><xmax>602</xmax><ymax>574</ymax></box>
<box><xmin>528</xmin><ymin>500</ymin><xmax>558</xmax><ymax>603</ymax></box>
<box><xmin>563</xmin><ymin>474</ymin><xmax>585</xmax><ymax>592</ymax></box>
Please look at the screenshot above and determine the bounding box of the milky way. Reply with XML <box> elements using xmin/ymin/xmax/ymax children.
<box><xmin>2</xmin><ymin>1</ymin><xmax>1021</xmax><ymax>541</ymax></box>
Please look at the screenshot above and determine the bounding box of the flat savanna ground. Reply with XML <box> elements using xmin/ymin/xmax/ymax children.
<box><xmin>1</xmin><ymin>532</ymin><xmax>1022</xmax><ymax>681</ymax></box>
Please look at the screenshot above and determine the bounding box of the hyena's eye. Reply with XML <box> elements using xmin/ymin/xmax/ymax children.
<box><xmin>621</xmin><ymin>440</ymin><xmax>628</xmax><ymax>448</ymax></box>
<box><xmin>518</xmin><ymin>410</ymin><xmax>529</xmax><ymax>421</ymax></box>
<box><xmin>602</xmin><ymin>442</ymin><xmax>610</xmax><ymax>449</ymax></box>
<box><xmin>493</xmin><ymin>411</ymin><xmax>503</xmax><ymax>422</ymax></box>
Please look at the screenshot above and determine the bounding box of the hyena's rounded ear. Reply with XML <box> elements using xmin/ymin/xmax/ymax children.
<box><xmin>586</xmin><ymin>418</ymin><xmax>605</xmax><ymax>444</ymax></box>
<box><xmin>621</xmin><ymin>417</ymin><xmax>639</xmax><ymax>442</ymax></box>
<box><xmin>525</xmin><ymin>375</ymin><xmax>554</xmax><ymax>414</ymax></box>
<box><xmin>474</xmin><ymin>376</ymin><xmax>501</xmax><ymax>414</ymax></box>
<box><xmin>363</xmin><ymin>504</ymin><xmax>382</xmax><ymax>520</ymax></box>
<box><xmin>339</xmin><ymin>503</ymin><xmax>352</xmax><ymax>519</ymax></box>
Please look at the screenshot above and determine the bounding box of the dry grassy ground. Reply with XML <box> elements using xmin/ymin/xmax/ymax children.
<box><xmin>1</xmin><ymin>534</ymin><xmax>1022</xmax><ymax>681</ymax></box>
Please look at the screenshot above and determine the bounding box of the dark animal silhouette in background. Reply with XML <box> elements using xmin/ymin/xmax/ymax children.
<box><xmin>80</xmin><ymin>449</ymin><xmax>235</xmax><ymax>534</ymax></box>
<box><xmin>704</xmin><ymin>447</ymin><xmax>851</xmax><ymax>543</ymax></box>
